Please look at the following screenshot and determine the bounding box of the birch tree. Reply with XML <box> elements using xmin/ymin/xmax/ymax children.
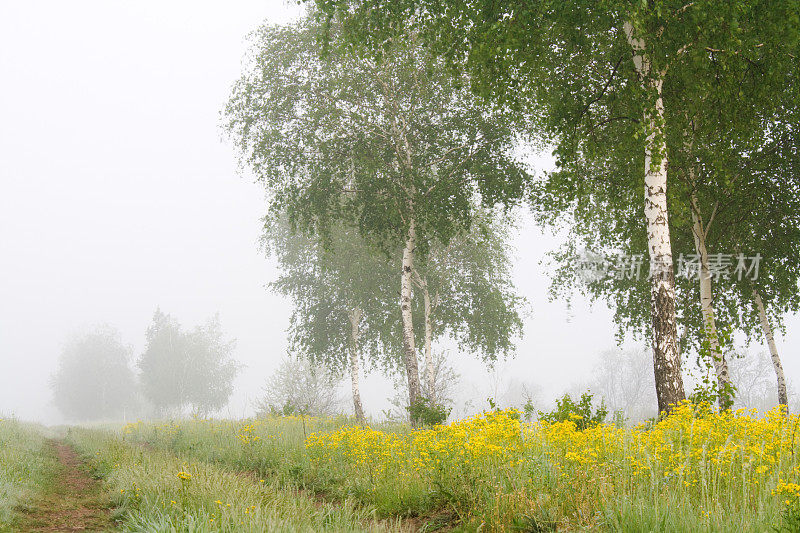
<box><xmin>312</xmin><ymin>0</ymin><xmax>799</xmax><ymax>414</ymax></box>
<box><xmin>263</xmin><ymin>216</ymin><xmax>398</xmax><ymax>421</ymax></box>
<box><xmin>138</xmin><ymin>309</ymin><xmax>239</xmax><ymax>417</ymax></box>
<box><xmin>412</xmin><ymin>212</ymin><xmax>524</xmax><ymax>404</ymax></box>
<box><xmin>264</xmin><ymin>211</ymin><xmax>524</xmax><ymax>417</ymax></box>
<box><xmin>225</xmin><ymin>16</ymin><xmax>529</xmax><ymax>412</ymax></box>
<box><xmin>542</xmin><ymin>70</ymin><xmax>799</xmax><ymax>410</ymax></box>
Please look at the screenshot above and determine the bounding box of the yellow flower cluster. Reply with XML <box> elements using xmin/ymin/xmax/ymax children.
<box><xmin>237</xmin><ymin>423</ymin><xmax>262</xmax><ymax>445</ymax></box>
<box><xmin>305</xmin><ymin>402</ymin><xmax>800</xmax><ymax>511</ymax></box>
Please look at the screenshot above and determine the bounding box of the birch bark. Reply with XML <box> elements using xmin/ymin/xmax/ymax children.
<box><xmin>348</xmin><ymin>307</ymin><xmax>366</xmax><ymax>421</ymax></box>
<box><xmin>690</xmin><ymin>191</ymin><xmax>732</xmax><ymax>408</ymax></box>
<box><xmin>754</xmin><ymin>290</ymin><xmax>789</xmax><ymax>408</ymax></box>
<box><xmin>413</xmin><ymin>271</ymin><xmax>436</xmax><ymax>404</ymax></box>
<box><xmin>401</xmin><ymin>218</ymin><xmax>422</xmax><ymax>415</ymax></box>
<box><xmin>625</xmin><ymin>21</ymin><xmax>685</xmax><ymax>413</ymax></box>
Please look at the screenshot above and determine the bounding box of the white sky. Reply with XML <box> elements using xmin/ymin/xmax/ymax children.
<box><xmin>1</xmin><ymin>1</ymin><xmax>798</xmax><ymax>423</ymax></box>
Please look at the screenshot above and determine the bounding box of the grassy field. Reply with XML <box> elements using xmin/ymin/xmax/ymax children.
<box><xmin>3</xmin><ymin>405</ymin><xmax>800</xmax><ymax>531</ymax></box>
<box><xmin>117</xmin><ymin>404</ymin><xmax>800</xmax><ymax>532</ymax></box>
<box><xmin>0</xmin><ymin>418</ymin><xmax>58</xmax><ymax>531</ymax></box>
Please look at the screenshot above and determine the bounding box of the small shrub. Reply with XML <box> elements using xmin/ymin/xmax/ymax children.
<box><xmin>407</xmin><ymin>397</ymin><xmax>450</xmax><ymax>426</ymax></box>
<box><xmin>538</xmin><ymin>391</ymin><xmax>608</xmax><ymax>430</ymax></box>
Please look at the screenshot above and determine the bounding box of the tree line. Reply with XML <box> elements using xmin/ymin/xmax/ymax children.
<box><xmin>50</xmin><ymin>310</ymin><xmax>238</xmax><ymax>421</ymax></box>
<box><xmin>224</xmin><ymin>1</ymin><xmax>800</xmax><ymax>421</ymax></box>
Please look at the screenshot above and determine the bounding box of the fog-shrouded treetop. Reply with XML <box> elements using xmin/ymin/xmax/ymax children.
<box><xmin>50</xmin><ymin>325</ymin><xmax>137</xmax><ymax>421</ymax></box>
<box><xmin>138</xmin><ymin>309</ymin><xmax>239</xmax><ymax>417</ymax></box>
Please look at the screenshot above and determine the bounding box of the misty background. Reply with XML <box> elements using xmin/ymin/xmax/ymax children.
<box><xmin>2</xmin><ymin>1</ymin><xmax>798</xmax><ymax>424</ymax></box>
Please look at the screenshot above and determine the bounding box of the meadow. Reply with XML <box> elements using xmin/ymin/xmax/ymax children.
<box><xmin>3</xmin><ymin>405</ymin><xmax>800</xmax><ymax>531</ymax></box>
<box><xmin>118</xmin><ymin>405</ymin><xmax>800</xmax><ymax>531</ymax></box>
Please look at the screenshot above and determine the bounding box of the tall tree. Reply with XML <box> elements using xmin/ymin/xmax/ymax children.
<box><xmin>264</xmin><ymin>216</ymin><xmax>398</xmax><ymax>421</ymax></box>
<box><xmin>138</xmin><ymin>309</ymin><xmax>239</xmax><ymax>417</ymax></box>
<box><xmin>225</xmin><ymin>16</ymin><xmax>529</xmax><ymax>411</ymax></box>
<box><xmin>264</xmin><ymin>210</ymin><xmax>524</xmax><ymax>417</ymax></box>
<box><xmin>137</xmin><ymin>309</ymin><xmax>185</xmax><ymax>415</ymax></box>
<box><xmin>311</xmin><ymin>0</ymin><xmax>800</xmax><ymax>414</ymax></box>
<box><xmin>413</xmin><ymin>212</ymin><xmax>524</xmax><ymax>403</ymax></box>
<box><xmin>539</xmin><ymin>72</ymin><xmax>799</xmax><ymax>410</ymax></box>
<box><xmin>50</xmin><ymin>325</ymin><xmax>137</xmax><ymax>421</ymax></box>
<box><xmin>183</xmin><ymin>316</ymin><xmax>239</xmax><ymax>417</ymax></box>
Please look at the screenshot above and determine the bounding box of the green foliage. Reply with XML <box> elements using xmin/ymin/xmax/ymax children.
<box><xmin>224</xmin><ymin>13</ymin><xmax>530</xmax><ymax>272</ymax></box>
<box><xmin>0</xmin><ymin>421</ymin><xmax>55</xmax><ymax>531</ymax></box>
<box><xmin>137</xmin><ymin>309</ymin><xmax>239</xmax><ymax>417</ymax></box>
<box><xmin>522</xmin><ymin>397</ymin><xmax>536</xmax><ymax>422</ymax></box>
<box><xmin>690</xmin><ymin>323</ymin><xmax>737</xmax><ymax>410</ymax></box>
<box><xmin>406</xmin><ymin>397</ymin><xmax>450</xmax><ymax>427</ymax></box>
<box><xmin>689</xmin><ymin>361</ymin><xmax>737</xmax><ymax>413</ymax></box>
<box><xmin>263</xmin><ymin>217</ymin><xmax>398</xmax><ymax>374</ymax></box>
<box><xmin>415</xmin><ymin>211</ymin><xmax>525</xmax><ymax>363</ymax></box>
<box><xmin>539</xmin><ymin>391</ymin><xmax>608</xmax><ymax>431</ymax></box>
<box><xmin>778</xmin><ymin>495</ymin><xmax>800</xmax><ymax>533</ymax></box>
<box><xmin>311</xmin><ymin>0</ymin><xmax>800</xmax><ymax>412</ymax></box>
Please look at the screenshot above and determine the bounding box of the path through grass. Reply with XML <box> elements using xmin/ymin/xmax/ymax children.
<box><xmin>15</xmin><ymin>439</ymin><xmax>115</xmax><ymax>532</ymax></box>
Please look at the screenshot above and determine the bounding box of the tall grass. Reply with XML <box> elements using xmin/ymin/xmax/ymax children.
<box><xmin>66</xmin><ymin>426</ymin><xmax>397</xmax><ymax>532</ymax></box>
<box><xmin>122</xmin><ymin>404</ymin><xmax>800</xmax><ymax>531</ymax></box>
<box><xmin>0</xmin><ymin>418</ymin><xmax>56</xmax><ymax>531</ymax></box>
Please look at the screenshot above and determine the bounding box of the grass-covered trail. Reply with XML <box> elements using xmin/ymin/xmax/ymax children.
<box><xmin>14</xmin><ymin>440</ymin><xmax>115</xmax><ymax>532</ymax></box>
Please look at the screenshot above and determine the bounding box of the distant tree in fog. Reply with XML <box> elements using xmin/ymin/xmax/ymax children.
<box><xmin>50</xmin><ymin>325</ymin><xmax>137</xmax><ymax>421</ymax></box>
<box><xmin>138</xmin><ymin>309</ymin><xmax>238</xmax><ymax>417</ymax></box>
<box><xmin>584</xmin><ymin>348</ymin><xmax>657</xmax><ymax>423</ymax></box>
<box><xmin>184</xmin><ymin>316</ymin><xmax>240</xmax><ymax>417</ymax></box>
<box><xmin>730</xmin><ymin>351</ymin><xmax>795</xmax><ymax>413</ymax></box>
<box><xmin>255</xmin><ymin>356</ymin><xmax>342</xmax><ymax>417</ymax></box>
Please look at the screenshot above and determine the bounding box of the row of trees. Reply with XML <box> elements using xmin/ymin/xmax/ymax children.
<box><xmin>50</xmin><ymin>310</ymin><xmax>238</xmax><ymax>421</ymax></box>
<box><xmin>300</xmin><ymin>1</ymin><xmax>799</xmax><ymax>414</ymax></box>
<box><xmin>224</xmin><ymin>2</ymin><xmax>799</xmax><ymax>419</ymax></box>
<box><xmin>226</xmin><ymin>16</ymin><xmax>527</xmax><ymax>422</ymax></box>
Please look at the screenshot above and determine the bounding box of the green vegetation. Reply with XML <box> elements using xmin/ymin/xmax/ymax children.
<box><xmin>115</xmin><ymin>407</ymin><xmax>798</xmax><ymax>531</ymax></box>
<box><xmin>0</xmin><ymin>418</ymin><xmax>55</xmax><ymax>531</ymax></box>
<box><xmin>65</xmin><ymin>426</ymin><xmax>395</xmax><ymax>532</ymax></box>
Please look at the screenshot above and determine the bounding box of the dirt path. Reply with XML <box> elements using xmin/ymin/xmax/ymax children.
<box><xmin>17</xmin><ymin>440</ymin><xmax>115</xmax><ymax>532</ymax></box>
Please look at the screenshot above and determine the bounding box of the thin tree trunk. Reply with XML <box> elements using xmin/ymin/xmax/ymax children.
<box><xmin>348</xmin><ymin>307</ymin><xmax>366</xmax><ymax>422</ymax></box>
<box><xmin>625</xmin><ymin>22</ymin><xmax>686</xmax><ymax>414</ymax></box>
<box><xmin>401</xmin><ymin>218</ymin><xmax>422</xmax><ymax>417</ymax></box>
<box><xmin>421</xmin><ymin>278</ymin><xmax>435</xmax><ymax>404</ymax></box>
<box><xmin>690</xmin><ymin>191</ymin><xmax>732</xmax><ymax>409</ymax></box>
<box><xmin>754</xmin><ymin>290</ymin><xmax>788</xmax><ymax>408</ymax></box>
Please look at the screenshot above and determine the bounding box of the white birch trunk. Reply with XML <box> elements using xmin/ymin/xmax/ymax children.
<box><xmin>754</xmin><ymin>290</ymin><xmax>789</xmax><ymax>407</ymax></box>
<box><xmin>401</xmin><ymin>218</ymin><xmax>422</xmax><ymax>414</ymax></box>
<box><xmin>625</xmin><ymin>21</ymin><xmax>685</xmax><ymax>414</ymax></box>
<box><xmin>422</xmin><ymin>279</ymin><xmax>435</xmax><ymax>405</ymax></box>
<box><xmin>348</xmin><ymin>307</ymin><xmax>366</xmax><ymax>422</ymax></box>
<box><xmin>690</xmin><ymin>192</ymin><xmax>732</xmax><ymax>408</ymax></box>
